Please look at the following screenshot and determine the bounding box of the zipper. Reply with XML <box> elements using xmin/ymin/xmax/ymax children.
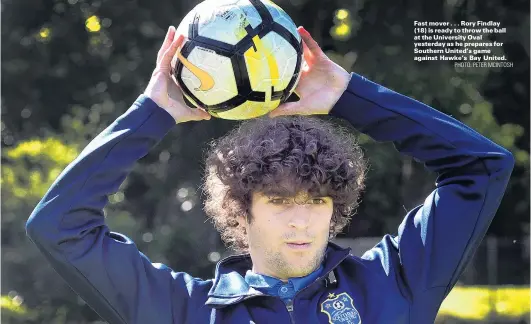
<box><xmin>243</xmin><ymin>294</ymin><xmax>296</xmax><ymax>323</ymax></box>
<box><xmin>285</xmin><ymin>299</ymin><xmax>295</xmax><ymax>324</ymax></box>
<box><xmin>282</xmin><ymin>253</ymin><xmax>349</xmax><ymax>324</ymax></box>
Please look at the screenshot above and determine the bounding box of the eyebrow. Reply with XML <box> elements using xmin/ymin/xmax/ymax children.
<box><xmin>264</xmin><ymin>194</ymin><xmax>327</xmax><ymax>199</ymax></box>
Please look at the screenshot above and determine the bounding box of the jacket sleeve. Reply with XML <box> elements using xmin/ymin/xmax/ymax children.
<box><xmin>26</xmin><ymin>95</ymin><xmax>198</xmax><ymax>324</ymax></box>
<box><xmin>329</xmin><ymin>73</ymin><xmax>514</xmax><ymax>299</ymax></box>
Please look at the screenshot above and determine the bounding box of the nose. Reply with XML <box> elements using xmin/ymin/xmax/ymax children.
<box><xmin>287</xmin><ymin>205</ymin><xmax>311</xmax><ymax>229</ymax></box>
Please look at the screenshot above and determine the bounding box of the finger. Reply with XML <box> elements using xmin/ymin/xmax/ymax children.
<box><xmin>301</xmin><ymin>39</ymin><xmax>313</xmax><ymax>66</ymax></box>
<box><xmin>159</xmin><ymin>34</ymin><xmax>185</xmax><ymax>72</ymax></box>
<box><xmin>297</xmin><ymin>26</ymin><xmax>325</xmax><ymax>58</ymax></box>
<box><xmin>157</xmin><ymin>26</ymin><xmax>175</xmax><ymax>65</ymax></box>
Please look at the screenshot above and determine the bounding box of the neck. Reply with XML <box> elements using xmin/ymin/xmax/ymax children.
<box><xmin>251</xmin><ymin>262</ymin><xmax>320</xmax><ymax>281</ymax></box>
<box><xmin>251</xmin><ymin>265</ymin><xmax>289</xmax><ymax>282</ymax></box>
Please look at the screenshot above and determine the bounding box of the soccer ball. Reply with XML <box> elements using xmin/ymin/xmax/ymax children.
<box><xmin>173</xmin><ymin>0</ymin><xmax>303</xmax><ymax>120</ymax></box>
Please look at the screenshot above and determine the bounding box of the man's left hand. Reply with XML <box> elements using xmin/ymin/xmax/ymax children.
<box><xmin>269</xmin><ymin>26</ymin><xmax>351</xmax><ymax>118</ymax></box>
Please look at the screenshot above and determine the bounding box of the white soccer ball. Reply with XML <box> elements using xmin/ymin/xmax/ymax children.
<box><xmin>173</xmin><ymin>0</ymin><xmax>303</xmax><ymax>120</ymax></box>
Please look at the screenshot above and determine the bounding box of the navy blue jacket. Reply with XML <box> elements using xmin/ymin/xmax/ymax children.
<box><xmin>26</xmin><ymin>73</ymin><xmax>514</xmax><ymax>324</ymax></box>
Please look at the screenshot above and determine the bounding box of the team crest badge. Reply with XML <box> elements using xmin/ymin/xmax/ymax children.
<box><xmin>320</xmin><ymin>292</ymin><xmax>361</xmax><ymax>324</ymax></box>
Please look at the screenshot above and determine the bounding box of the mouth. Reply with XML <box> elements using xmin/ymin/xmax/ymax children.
<box><xmin>285</xmin><ymin>242</ymin><xmax>312</xmax><ymax>249</ymax></box>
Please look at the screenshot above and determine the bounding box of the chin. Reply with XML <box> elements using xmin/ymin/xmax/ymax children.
<box><xmin>286</xmin><ymin>259</ymin><xmax>319</xmax><ymax>276</ymax></box>
<box><xmin>286</xmin><ymin>266</ymin><xmax>315</xmax><ymax>278</ymax></box>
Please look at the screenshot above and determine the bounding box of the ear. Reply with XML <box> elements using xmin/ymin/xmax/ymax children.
<box><xmin>238</xmin><ymin>215</ymin><xmax>248</xmax><ymax>229</ymax></box>
<box><xmin>329</xmin><ymin>218</ymin><xmax>336</xmax><ymax>237</ymax></box>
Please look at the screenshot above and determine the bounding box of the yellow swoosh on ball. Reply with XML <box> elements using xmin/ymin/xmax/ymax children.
<box><xmin>177</xmin><ymin>51</ymin><xmax>215</xmax><ymax>91</ymax></box>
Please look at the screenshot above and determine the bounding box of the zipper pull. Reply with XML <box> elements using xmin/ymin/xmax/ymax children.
<box><xmin>286</xmin><ymin>299</ymin><xmax>294</xmax><ymax>311</ymax></box>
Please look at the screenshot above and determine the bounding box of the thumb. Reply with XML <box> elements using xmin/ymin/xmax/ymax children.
<box><xmin>178</xmin><ymin>109</ymin><xmax>211</xmax><ymax>123</ymax></box>
<box><xmin>191</xmin><ymin>107</ymin><xmax>212</xmax><ymax>121</ymax></box>
<box><xmin>269</xmin><ymin>102</ymin><xmax>298</xmax><ymax>118</ymax></box>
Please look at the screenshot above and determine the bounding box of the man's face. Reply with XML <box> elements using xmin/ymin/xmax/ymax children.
<box><xmin>241</xmin><ymin>191</ymin><xmax>334</xmax><ymax>280</ymax></box>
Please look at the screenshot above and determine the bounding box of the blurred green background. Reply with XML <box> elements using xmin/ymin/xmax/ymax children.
<box><xmin>1</xmin><ymin>0</ymin><xmax>529</xmax><ymax>323</ymax></box>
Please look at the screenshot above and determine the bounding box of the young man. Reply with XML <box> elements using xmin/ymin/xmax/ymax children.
<box><xmin>26</xmin><ymin>25</ymin><xmax>514</xmax><ymax>324</ymax></box>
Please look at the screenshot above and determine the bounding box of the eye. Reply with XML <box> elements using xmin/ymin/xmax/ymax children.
<box><xmin>310</xmin><ymin>198</ymin><xmax>326</xmax><ymax>204</ymax></box>
<box><xmin>269</xmin><ymin>198</ymin><xmax>290</xmax><ymax>205</ymax></box>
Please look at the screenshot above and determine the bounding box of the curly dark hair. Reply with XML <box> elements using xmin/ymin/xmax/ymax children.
<box><xmin>202</xmin><ymin>115</ymin><xmax>367</xmax><ymax>253</ymax></box>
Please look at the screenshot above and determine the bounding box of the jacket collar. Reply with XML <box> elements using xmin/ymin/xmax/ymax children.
<box><xmin>206</xmin><ymin>242</ymin><xmax>351</xmax><ymax>307</ymax></box>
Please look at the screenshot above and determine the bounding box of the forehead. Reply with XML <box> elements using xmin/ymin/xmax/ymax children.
<box><xmin>255</xmin><ymin>187</ymin><xmax>331</xmax><ymax>200</ymax></box>
<box><xmin>252</xmin><ymin>175</ymin><xmax>331</xmax><ymax>198</ymax></box>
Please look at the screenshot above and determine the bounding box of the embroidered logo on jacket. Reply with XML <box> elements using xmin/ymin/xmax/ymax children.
<box><xmin>320</xmin><ymin>292</ymin><xmax>361</xmax><ymax>324</ymax></box>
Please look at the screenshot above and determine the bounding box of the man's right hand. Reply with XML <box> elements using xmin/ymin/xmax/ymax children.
<box><xmin>143</xmin><ymin>26</ymin><xmax>211</xmax><ymax>124</ymax></box>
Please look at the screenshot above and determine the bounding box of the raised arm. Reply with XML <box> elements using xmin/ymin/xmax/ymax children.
<box><xmin>26</xmin><ymin>26</ymin><xmax>211</xmax><ymax>324</ymax></box>
<box><xmin>27</xmin><ymin>97</ymin><xmax>186</xmax><ymax>323</ymax></box>
<box><xmin>330</xmin><ymin>72</ymin><xmax>514</xmax><ymax>299</ymax></box>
